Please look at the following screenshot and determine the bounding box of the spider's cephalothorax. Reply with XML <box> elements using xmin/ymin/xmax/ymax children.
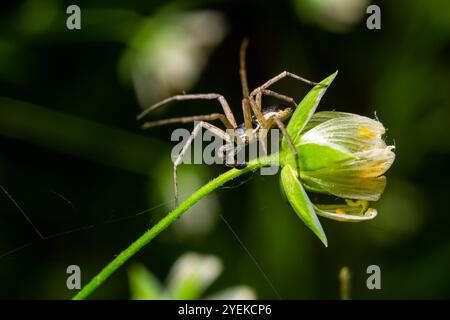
<box><xmin>234</xmin><ymin>104</ymin><xmax>293</xmax><ymax>142</ymax></box>
<box><xmin>137</xmin><ymin>39</ymin><xmax>322</xmax><ymax>206</ymax></box>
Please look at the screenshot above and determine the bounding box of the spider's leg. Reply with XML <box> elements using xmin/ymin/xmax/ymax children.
<box><xmin>141</xmin><ymin>113</ymin><xmax>233</xmax><ymax>130</ymax></box>
<box><xmin>250</xmin><ymin>71</ymin><xmax>324</xmax><ymax>97</ymax></box>
<box><xmin>137</xmin><ymin>93</ymin><xmax>237</xmax><ymax>128</ymax></box>
<box><xmin>255</xmin><ymin>91</ymin><xmax>262</xmax><ymax>111</ymax></box>
<box><xmin>238</xmin><ymin>38</ymin><xmax>278</xmax><ymax>144</ymax></box>
<box><xmin>238</xmin><ymin>39</ymin><xmax>258</xmax><ymax>143</ymax></box>
<box><xmin>239</xmin><ymin>38</ymin><xmax>250</xmax><ymax>98</ymax></box>
<box><xmin>172</xmin><ymin>121</ymin><xmax>230</xmax><ymax>207</ymax></box>
<box><xmin>241</xmin><ymin>98</ymin><xmax>255</xmax><ymax>143</ymax></box>
<box><xmin>249</xmin><ymin>94</ymin><xmax>266</xmax><ymax>126</ymax></box>
<box><xmin>248</xmin><ymin>92</ymin><xmax>268</xmax><ymax>126</ymax></box>
<box><xmin>238</xmin><ymin>38</ymin><xmax>265</xmax><ymax>138</ymax></box>
<box><xmin>272</xmin><ymin>116</ymin><xmax>301</xmax><ymax>178</ymax></box>
<box><xmin>257</xmin><ymin>125</ymin><xmax>268</xmax><ymax>156</ymax></box>
<box><xmin>261</xmin><ymin>89</ymin><xmax>297</xmax><ymax>108</ymax></box>
<box><xmin>258</xmin><ymin>116</ymin><xmax>276</xmax><ymax>156</ymax></box>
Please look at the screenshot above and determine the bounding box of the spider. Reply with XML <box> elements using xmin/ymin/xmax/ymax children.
<box><xmin>137</xmin><ymin>39</ymin><xmax>324</xmax><ymax>206</ymax></box>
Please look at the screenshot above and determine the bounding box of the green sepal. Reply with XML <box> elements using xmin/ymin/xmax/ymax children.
<box><xmin>280</xmin><ymin>164</ymin><xmax>328</xmax><ymax>247</ymax></box>
<box><xmin>281</xmin><ymin>141</ymin><xmax>355</xmax><ymax>173</ymax></box>
<box><xmin>297</xmin><ymin>142</ymin><xmax>355</xmax><ymax>171</ymax></box>
<box><xmin>283</xmin><ymin>71</ymin><xmax>338</xmax><ymax>149</ymax></box>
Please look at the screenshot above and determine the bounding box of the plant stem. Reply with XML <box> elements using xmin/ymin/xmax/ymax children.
<box><xmin>72</xmin><ymin>155</ymin><xmax>278</xmax><ymax>300</ymax></box>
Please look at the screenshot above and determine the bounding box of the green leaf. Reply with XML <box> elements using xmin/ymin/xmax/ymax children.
<box><xmin>283</xmin><ymin>71</ymin><xmax>338</xmax><ymax>148</ymax></box>
<box><xmin>128</xmin><ymin>263</ymin><xmax>163</xmax><ymax>300</ymax></box>
<box><xmin>280</xmin><ymin>164</ymin><xmax>328</xmax><ymax>246</ymax></box>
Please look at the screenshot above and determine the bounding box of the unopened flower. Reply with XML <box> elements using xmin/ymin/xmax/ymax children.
<box><xmin>299</xmin><ymin>111</ymin><xmax>395</xmax><ymax>202</ymax></box>
<box><xmin>279</xmin><ymin>72</ymin><xmax>395</xmax><ymax>246</ymax></box>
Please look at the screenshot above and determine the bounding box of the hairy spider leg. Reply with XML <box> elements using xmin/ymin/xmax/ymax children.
<box><xmin>172</xmin><ymin>121</ymin><xmax>231</xmax><ymax>207</ymax></box>
<box><xmin>137</xmin><ymin>93</ymin><xmax>238</xmax><ymax>129</ymax></box>
<box><xmin>249</xmin><ymin>70</ymin><xmax>323</xmax><ymax>97</ymax></box>
<box><xmin>262</xmin><ymin>116</ymin><xmax>301</xmax><ymax>178</ymax></box>
<box><xmin>261</xmin><ymin>89</ymin><xmax>297</xmax><ymax>107</ymax></box>
<box><xmin>141</xmin><ymin>113</ymin><xmax>233</xmax><ymax>130</ymax></box>
<box><xmin>239</xmin><ymin>38</ymin><xmax>257</xmax><ymax>144</ymax></box>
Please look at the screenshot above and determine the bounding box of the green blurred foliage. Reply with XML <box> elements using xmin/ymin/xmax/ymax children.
<box><xmin>0</xmin><ymin>0</ymin><xmax>449</xmax><ymax>299</ymax></box>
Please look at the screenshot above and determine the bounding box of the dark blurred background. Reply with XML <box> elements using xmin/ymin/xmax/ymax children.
<box><xmin>1</xmin><ymin>0</ymin><xmax>450</xmax><ymax>299</ymax></box>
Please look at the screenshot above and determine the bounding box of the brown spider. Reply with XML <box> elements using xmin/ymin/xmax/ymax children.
<box><xmin>137</xmin><ymin>39</ymin><xmax>323</xmax><ymax>206</ymax></box>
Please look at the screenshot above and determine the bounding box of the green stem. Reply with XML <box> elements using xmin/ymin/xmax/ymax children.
<box><xmin>72</xmin><ymin>155</ymin><xmax>278</xmax><ymax>300</ymax></box>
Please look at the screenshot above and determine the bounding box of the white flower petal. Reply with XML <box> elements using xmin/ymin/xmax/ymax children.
<box><xmin>301</xmin><ymin>145</ymin><xmax>394</xmax><ymax>200</ymax></box>
<box><xmin>303</xmin><ymin>111</ymin><xmax>353</xmax><ymax>131</ymax></box>
<box><xmin>301</xmin><ymin>113</ymin><xmax>387</xmax><ymax>152</ymax></box>
<box><xmin>303</xmin><ymin>174</ymin><xmax>386</xmax><ymax>201</ymax></box>
<box><xmin>314</xmin><ymin>200</ymin><xmax>378</xmax><ymax>222</ymax></box>
<box><xmin>353</xmin><ymin>146</ymin><xmax>396</xmax><ymax>178</ymax></box>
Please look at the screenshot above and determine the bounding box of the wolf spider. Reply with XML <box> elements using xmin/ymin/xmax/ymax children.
<box><xmin>137</xmin><ymin>39</ymin><xmax>323</xmax><ymax>206</ymax></box>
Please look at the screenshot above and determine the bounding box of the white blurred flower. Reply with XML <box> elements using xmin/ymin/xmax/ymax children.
<box><xmin>166</xmin><ymin>252</ymin><xmax>223</xmax><ymax>299</ymax></box>
<box><xmin>292</xmin><ymin>0</ymin><xmax>370</xmax><ymax>32</ymax></box>
<box><xmin>206</xmin><ymin>286</ymin><xmax>257</xmax><ymax>300</ymax></box>
<box><xmin>120</xmin><ymin>10</ymin><xmax>227</xmax><ymax>108</ymax></box>
<box><xmin>128</xmin><ymin>252</ymin><xmax>257</xmax><ymax>300</ymax></box>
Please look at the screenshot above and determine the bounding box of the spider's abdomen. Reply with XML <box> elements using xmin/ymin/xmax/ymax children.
<box><xmin>261</xmin><ymin>104</ymin><xmax>293</xmax><ymax>124</ymax></box>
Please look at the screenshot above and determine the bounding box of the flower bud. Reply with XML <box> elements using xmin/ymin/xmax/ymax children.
<box><xmin>298</xmin><ymin>112</ymin><xmax>395</xmax><ymax>201</ymax></box>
